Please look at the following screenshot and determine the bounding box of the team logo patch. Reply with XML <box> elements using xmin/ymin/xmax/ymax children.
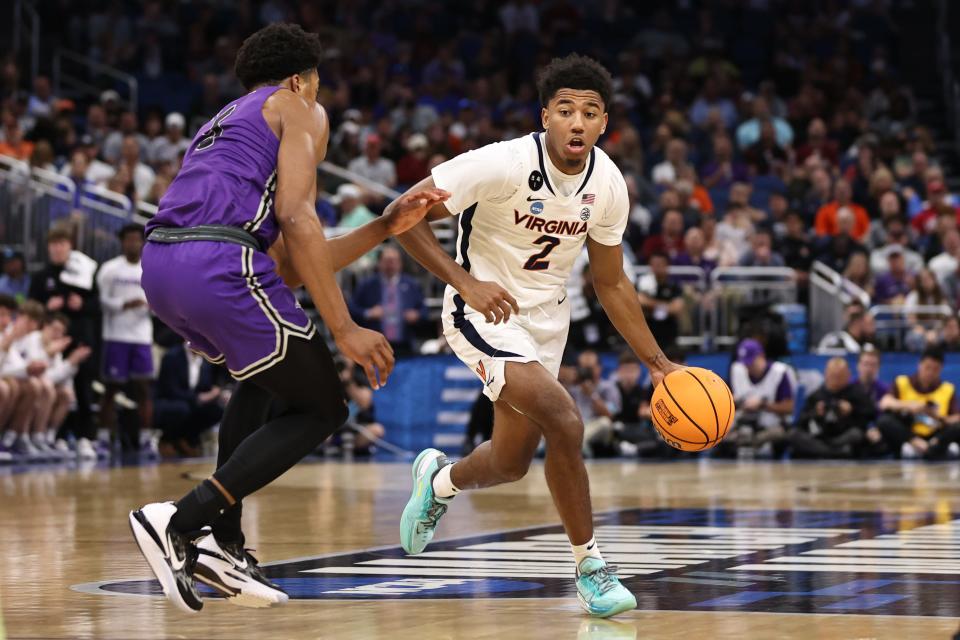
<box><xmin>579</xmin><ymin>207</ymin><xmax>591</xmax><ymax>221</ymax></box>
<box><xmin>528</xmin><ymin>170</ymin><xmax>544</xmax><ymax>191</ymax></box>
<box><xmin>76</xmin><ymin>507</ymin><xmax>960</xmax><ymax>617</ymax></box>
<box><xmin>655</xmin><ymin>399</ymin><xmax>678</xmax><ymax>425</ymax></box>
<box><xmin>529</xmin><ymin>201</ymin><xmax>544</xmax><ymax>215</ymax></box>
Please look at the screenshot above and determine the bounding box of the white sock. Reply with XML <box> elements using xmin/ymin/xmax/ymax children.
<box><xmin>46</xmin><ymin>430</ymin><xmax>57</xmax><ymax>445</ymax></box>
<box><xmin>32</xmin><ymin>432</ymin><xmax>47</xmax><ymax>447</ymax></box>
<box><xmin>431</xmin><ymin>463</ymin><xmax>460</xmax><ymax>499</ymax></box>
<box><xmin>1</xmin><ymin>430</ymin><xmax>16</xmax><ymax>447</ymax></box>
<box><xmin>572</xmin><ymin>536</ymin><xmax>604</xmax><ymax>567</ymax></box>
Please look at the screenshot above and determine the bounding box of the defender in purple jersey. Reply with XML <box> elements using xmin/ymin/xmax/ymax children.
<box><xmin>128</xmin><ymin>23</ymin><xmax>449</xmax><ymax>613</ymax></box>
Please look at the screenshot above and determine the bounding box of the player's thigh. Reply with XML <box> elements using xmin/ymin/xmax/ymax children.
<box><xmin>489</xmin><ymin>399</ymin><xmax>542</xmax><ymax>474</ymax></box>
<box><xmin>499</xmin><ymin>361</ymin><xmax>581</xmax><ymax>439</ymax></box>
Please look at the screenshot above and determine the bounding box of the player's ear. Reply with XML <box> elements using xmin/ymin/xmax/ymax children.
<box><xmin>601</xmin><ymin>112</ymin><xmax>608</xmax><ymax>135</ymax></box>
<box><xmin>541</xmin><ymin>107</ymin><xmax>549</xmax><ymax>130</ymax></box>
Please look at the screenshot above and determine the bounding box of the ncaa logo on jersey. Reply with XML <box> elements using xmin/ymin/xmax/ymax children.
<box><xmin>529</xmin><ymin>201</ymin><xmax>544</xmax><ymax>215</ymax></box>
<box><xmin>528</xmin><ymin>170</ymin><xmax>544</xmax><ymax>191</ymax></box>
<box><xmin>580</xmin><ymin>207</ymin><xmax>591</xmax><ymax>221</ymax></box>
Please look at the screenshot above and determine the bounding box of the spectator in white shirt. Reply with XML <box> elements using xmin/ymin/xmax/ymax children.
<box><xmin>97</xmin><ymin>225</ymin><xmax>154</xmax><ymax>452</ymax></box>
<box><xmin>930</xmin><ymin>229</ymin><xmax>960</xmax><ymax>286</ymax></box>
<box><xmin>347</xmin><ymin>133</ymin><xmax>397</xmax><ymax>188</ymax></box>
<box><xmin>118</xmin><ymin>135</ymin><xmax>156</xmax><ymax>201</ymax></box>
<box><xmin>0</xmin><ymin>301</ymin><xmax>50</xmax><ymax>459</ymax></box>
<box><xmin>149</xmin><ymin>112</ymin><xmax>191</xmax><ymax>167</ymax></box>
<box><xmin>39</xmin><ymin>313</ymin><xmax>92</xmax><ymax>455</ymax></box>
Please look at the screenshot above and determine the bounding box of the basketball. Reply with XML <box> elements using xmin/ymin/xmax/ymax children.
<box><xmin>650</xmin><ymin>367</ymin><xmax>735</xmax><ymax>452</ymax></box>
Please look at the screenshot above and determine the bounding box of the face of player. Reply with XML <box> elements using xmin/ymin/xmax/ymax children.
<box><xmin>541</xmin><ymin>89</ymin><xmax>607</xmax><ymax>174</ymax></box>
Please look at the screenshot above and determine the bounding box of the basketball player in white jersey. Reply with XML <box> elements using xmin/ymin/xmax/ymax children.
<box><xmin>396</xmin><ymin>54</ymin><xmax>682</xmax><ymax>617</ymax></box>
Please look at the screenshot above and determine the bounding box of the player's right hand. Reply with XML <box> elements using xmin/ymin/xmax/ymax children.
<box><xmin>460</xmin><ymin>279</ymin><xmax>520</xmax><ymax>324</ymax></box>
<box><xmin>334</xmin><ymin>323</ymin><xmax>395</xmax><ymax>390</ymax></box>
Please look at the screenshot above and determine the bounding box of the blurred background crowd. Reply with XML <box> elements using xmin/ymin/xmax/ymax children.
<box><xmin>1</xmin><ymin>0</ymin><xmax>959</xmax><ymax>465</ymax></box>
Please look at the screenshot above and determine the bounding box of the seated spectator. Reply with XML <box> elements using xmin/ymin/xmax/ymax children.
<box><xmin>813</xmin><ymin>207</ymin><xmax>868</xmax><ymax>273</ymax></box>
<box><xmin>58</xmin><ymin>135</ymin><xmax>115</xmax><ymax>186</ymax></box>
<box><xmin>462</xmin><ymin>391</ymin><xmax>493</xmax><ymax>456</ymax></box>
<box><xmin>675</xmin><ymin>170</ymin><xmax>713</xmax><ymax>218</ymax></box>
<box><xmin>777</xmin><ymin>211</ymin><xmax>813</xmax><ymax>278</ymax></box>
<box><xmin>347</xmin><ymin>133</ymin><xmax>397</xmax><ymax>188</ymax></box>
<box><xmin>929</xmin><ymin>229</ymin><xmax>960</xmax><ymax>285</ymax></box>
<box><xmin>656</xmin><ymin>187</ymin><xmax>701</xmax><ymax>229</ymax></box>
<box><xmin>333</xmin><ymin>357</ymin><xmax>386</xmax><ymax>456</ymax></box>
<box><xmin>38</xmin><ymin>313</ymin><xmax>92</xmax><ymax>456</ymax></box>
<box><xmin>726</xmin><ymin>180</ymin><xmax>767</xmax><ymax>224</ymax></box>
<box><xmin>799</xmin><ymin>167</ymin><xmax>833</xmax><ymax>221</ymax></box>
<box><xmin>349</xmin><ymin>246</ymin><xmax>426</xmax><ymax>356</ymax></box>
<box><xmin>743</xmin><ymin>119</ymin><xmax>790</xmax><ymax>179</ymax></box>
<box><xmin>332</xmin><ymin>183</ymin><xmax>376</xmax><ymax>229</ymax></box>
<box><xmin>865</xmin><ymin>192</ymin><xmax>906</xmax><ymax>250</ymax></box>
<box><xmin>689</xmin><ymin>77</ymin><xmax>737</xmax><ymax>130</ymax></box>
<box><xmin>841</xmin><ymin>252</ymin><xmax>875</xmax><ymax>298</ymax></box>
<box><xmin>149</xmin><ymin>112</ymin><xmax>191</xmax><ymax>166</ymax></box>
<box><xmin>673</xmin><ymin>226</ymin><xmax>717</xmax><ymax>277</ymax></box>
<box><xmin>0</xmin><ymin>251</ymin><xmax>30</xmax><ymax>302</ymax></box>
<box><xmin>790</xmin><ymin>357</ymin><xmax>875</xmax><ymax>458</ymax></box>
<box><xmin>853</xmin><ymin>347</ymin><xmax>890</xmax><ymax>410</ymax></box>
<box><xmin>118</xmin><ymin>135</ymin><xmax>156</xmax><ymax>201</ymax></box>
<box><xmin>154</xmin><ymin>342</ymin><xmax>227</xmax><ymax>458</ymax></box>
<box><xmin>0</xmin><ymin>114</ymin><xmax>34</xmax><ymax>160</ymax></box>
<box><xmin>874</xmin><ymin>249</ymin><xmax>915</xmax><ymax>304</ymax></box>
<box><xmin>869</xmin><ymin>216</ymin><xmax>924</xmax><ymax>275</ymax></box>
<box><xmin>736</xmin><ymin>96</ymin><xmax>794</xmax><ymax>150</ymax></box>
<box><xmin>0</xmin><ymin>297</ymin><xmax>34</xmax><ymax>460</ymax></box>
<box><xmin>568</xmin><ymin>261</ymin><xmax>618</xmax><ymax>350</ymax></box>
<box><xmin>637</xmin><ymin>251</ymin><xmax>684</xmax><ymax>347</ymax></box>
<box><xmin>102</xmin><ymin>111</ymin><xmax>148</xmax><ymax>164</ymax></box>
<box><xmin>929</xmin><ymin>314</ymin><xmax>960</xmax><ymax>352</ymax></box>
<box><xmin>565</xmin><ymin>349</ymin><xmax>621</xmax><ymax>456</ymax></box>
<box><xmin>943</xmin><ymin>260</ymin><xmax>960</xmax><ymax>308</ymax></box>
<box><xmin>912</xmin><ymin>179</ymin><xmax>960</xmax><ymax>237</ymax></box>
<box><xmin>396</xmin><ymin>133</ymin><xmax>431</xmax><ymax>186</ymax></box>
<box><xmin>700</xmin><ymin>133</ymin><xmax>748</xmax><ymax>191</ymax></box>
<box><xmin>795</xmin><ymin>118</ymin><xmax>839</xmax><ymax>167</ymax></box>
<box><xmin>904</xmin><ymin>268</ymin><xmax>949</xmax><ymax>352</ymax></box>
<box><xmin>0</xmin><ymin>301</ymin><xmax>51</xmax><ymax>459</ymax></box>
<box><xmin>726</xmin><ymin>339</ymin><xmax>797</xmax><ymax>457</ymax></box>
<box><xmin>739</xmin><ymin>229</ymin><xmax>785</xmax><ymax>267</ymax></box>
<box><xmin>817</xmin><ymin>309</ymin><xmax>877</xmax><ymax>354</ymax></box>
<box><xmin>641</xmin><ymin>209</ymin><xmax>685</xmax><ymax>261</ymax></box>
<box><xmin>652</xmin><ymin>138</ymin><xmax>689</xmax><ymax>186</ymax></box>
<box><xmin>814</xmin><ymin>180</ymin><xmax>870</xmax><ymax>242</ymax></box>
<box><xmin>867</xmin><ymin>347</ymin><xmax>959</xmax><ymax>458</ymax></box>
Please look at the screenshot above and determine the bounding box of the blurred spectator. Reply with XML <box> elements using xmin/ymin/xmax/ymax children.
<box><xmin>97</xmin><ymin>225</ymin><xmax>154</xmax><ymax>452</ymax></box>
<box><xmin>739</xmin><ymin>229</ymin><xmax>785</xmax><ymax>267</ymax></box>
<box><xmin>866</xmin><ymin>192</ymin><xmax>906</xmax><ymax>249</ymax></box>
<box><xmin>817</xmin><ymin>310</ymin><xmax>877</xmax><ymax>354</ymax></box>
<box><xmin>814</xmin><ymin>206</ymin><xmax>868</xmax><ymax>273</ymax></box>
<box><xmin>700</xmin><ymin>134</ymin><xmax>748</xmax><ymax>190</ymax></box>
<box><xmin>814</xmin><ymin>181</ymin><xmax>870</xmax><ymax>241</ymax></box>
<box><xmin>347</xmin><ymin>133</ymin><xmax>396</xmax><ymax>189</ymax></box>
<box><xmin>689</xmin><ymin>77</ymin><xmax>737</xmax><ymax>130</ymax></box>
<box><xmin>743</xmin><ymin>120</ymin><xmax>790</xmax><ymax>179</ymax></box>
<box><xmin>118</xmin><ymin>135</ymin><xmax>156</xmax><ymax>201</ymax></box>
<box><xmin>727</xmin><ymin>339</ymin><xmax>797</xmax><ymax>457</ymax></box>
<box><xmin>790</xmin><ymin>357</ymin><xmax>875</xmax><ymax>459</ymax></box>
<box><xmin>566</xmin><ymin>349</ymin><xmax>621</xmax><ymax>456</ymax></box>
<box><xmin>28</xmin><ymin>227</ymin><xmax>99</xmax><ymax>447</ymax></box>
<box><xmin>777</xmin><ymin>210</ymin><xmax>813</xmax><ymax>276</ymax></box>
<box><xmin>0</xmin><ymin>300</ymin><xmax>51</xmax><ymax>459</ymax></box>
<box><xmin>929</xmin><ymin>314</ymin><xmax>960</xmax><ymax>352</ymax></box>
<box><xmin>0</xmin><ymin>113</ymin><xmax>33</xmax><ymax>160</ymax></box>
<box><xmin>912</xmin><ymin>179</ymin><xmax>960</xmax><ymax>237</ymax></box>
<box><xmin>874</xmin><ymin>249</ymin><xmax>914</xmax><ymax>304</ymax></box>
<box><xmin>102</xmin><ymin>111</ymin><xmax>147</xmax><ymax>164</ymax></box>
<box><xmin>39</xmin><ymin>313</ymin><xmax>93</xmax><ymax>457</ymax></box>
<box><xmin>149</xmin><ymin>112</ymin><xmax>190</xmax><ymax>166</ymax></box>
<box><xmin>854</xmin><ymin>348</ymin><xmax>890</xmax><ymax>409</ymax></box>
<box><xmin>842</xmin><ymin>252</ymin><xmax>875</xmax><ymax>298</ymax></box>
<box><xmin>929</xmin><ymin>220</ymin><xmax>960</xmax><ymax>273</ymax></box>
<box><xmin>904</xmin><ymin>268</ymin><xmax>949</xmax><ymax>351</ymax></box>
<box><xmin>673</xmin><ymin>226</ymin><xmax>717</xmax><ymax>277</ymax></box>
<box><xmin>868</xmin><ymin>348</ymin><xmax>959</xmax><ymax>458</ymax></box>
<box><xmin>396</xmin><ymin>133</ymin><xmax>431</xmax><ymax>186</ymax></box>
<box><xmin>59</xmin><ymin>135</ymin><xmax>115</xmax><ymax>186</ymax></box>
<box><xmin>641</xmin><ymin>209</ymin><xmax>685</xmax><ymax>261</ymax></box>
<box><xmin>349</xmin><ymin>246</ymin><xmax>426</xmax><ymax>356</ymax></box>
<box><xmin>335</xmin><ymin>357</ymin><xmax>386</xmax><ymax>456</ymax></box>
<box><xmin>332</xmin><ymin>183</ymin><xmax>376</xmax><ymax>229</ymax></box>
<box><xmin>796</xmin><ymin>118</ymin><xmax>839</xmax><ymax>167</ymax></box>
<box><xmin>943</xmin><ymin>260</ymin><xmax>960</xmax><ymax>309</ymax></box>
<box><xmin>869</xmin><ymin>215</ymin><xmax>924</xmax><ymax>274</ymax></box>
<box><xmin>637</xmin><ymin>251</ymin><xmax>683</xmax><ymax>347</ymax></box>
<box><xmin>652</xmin><ymin>138</ymin><xmax>690</xmax><ymax>186</ymax></box>
<box><xmin>26</xmin><ymin>75</ymin><xmax>57</xmax><ymax>119</ymax></box>
<box><xmin>0</xmin><ymin>251</ymin><xmax>30</xmax><ymax>302</ymax></box>
<box><xmin>154</xmin><ymin>342</ymin><xmax>226</xmax><ymax>458</ymax></box>
<box><xmin>735</xmin><ymin>96</ymin><xmax>794</xmax><ymax>150</ymax></box>
<box><xmin>568</xmin><ymin>260</ymin><xmax>619</xmax><ymax>350</ymax></box>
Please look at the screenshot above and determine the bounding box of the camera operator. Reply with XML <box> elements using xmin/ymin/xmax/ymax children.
<box><xmin>333</xmin><ymin>355</ymin><xmax>386</xmax><ymax>456</ymax></box>
<box><xmin>565</xmin><ymin>349</ymin><xmax>621</xmax><ymax>457</ymax></box>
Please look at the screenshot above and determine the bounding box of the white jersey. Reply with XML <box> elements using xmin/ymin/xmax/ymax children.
<box><xmin>97</xmin><ymin>256</ymin><xmax>153</xmax><ymax>345</ymax></box>
<box><xmin>432</xmin><ymin>132</ymin><xmax>629</xmax><ymax>312</ymax></box>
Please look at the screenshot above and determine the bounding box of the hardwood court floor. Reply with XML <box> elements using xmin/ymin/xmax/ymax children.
<box><xmin>1</xmin><ymin>458</ymin><xmax>959</xmax><ymax>639</ymax></box>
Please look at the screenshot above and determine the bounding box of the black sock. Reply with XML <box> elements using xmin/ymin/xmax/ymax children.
<box><xmin>170</xmin><ymin>479</ymin><xmax>231</xmax><ymax>534</ymax></box>
<box><xmin>211</xmin><ymin>503</ymin><xmax>244</xmax><ymax>545</ymax></box>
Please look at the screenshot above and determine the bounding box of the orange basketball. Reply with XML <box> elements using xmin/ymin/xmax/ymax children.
<box><xmin>650</xmin><ymin>367</ymin><xmax>735</xmax><ymax>452</ymax></box>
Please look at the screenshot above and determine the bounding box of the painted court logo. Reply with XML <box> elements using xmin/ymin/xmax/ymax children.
<box><xmin>76</xmin><ymin>508</ymin><xmax>960</xmax><ymax>617</ymax></box>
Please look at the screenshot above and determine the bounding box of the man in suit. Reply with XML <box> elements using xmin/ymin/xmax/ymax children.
<box><xmin>154</xmin><ymin>342</ymin><xmax>226</xmax><ymax>458</ymax></box>
<box><xmin>349</xmin><ymin>245</ymin><xmax>427</xmax><ymax>356</ymax></box>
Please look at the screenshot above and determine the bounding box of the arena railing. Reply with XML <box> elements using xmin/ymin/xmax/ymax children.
<box><xmin>709</xmin><ymin>266</ymin><xmax>798</xmax><ymax>349</ymax></box>
<box><xmin>632</xmin><ymin>265</ymin><xmax>709</xmax><ymax>350</ymax></box>
<box><xmin>53</xmin><ymin>49</ymin><xmax>139</xmax><ymax>114</ymax></box>
<box><xmin>810</xmin><ymin>260</ymin><xmax>871</xmax><ymax>345</ymax></box>
<box><xmin>12</xmin><ymin>0</ymin><xmax>40</xmax><ymax>84</ymax></box>
<box><xmin>868</xmin><ymin>304</ymin><xmax>957</xmax><ymax>351</ymax></box>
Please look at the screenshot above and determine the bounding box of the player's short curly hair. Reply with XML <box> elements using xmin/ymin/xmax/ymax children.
<box><xmin>235</xmin><ymin>23</ymin><xmax>323</xmax><ymax>90</ymax></box>
<box><xmin>536</xmin><ymin>53</ymin><xmax>613</xmax><ymax>109</ymax></box>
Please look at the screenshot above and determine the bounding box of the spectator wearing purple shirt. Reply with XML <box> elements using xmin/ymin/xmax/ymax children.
<box><xmin>672</xmin><ymin>227</ymin><xmax>717</xmax><ymax>278</ymax></box>
<box><xmin>701</xmin><ymin>134</ymin><xmax>749</xmax><ymax>191</ymax></box>
<box><xmin>853</xmin><ymin>349</ymin><xmax>889</xmax><ymax>412</ymax></box>
<box><xmin>873</xmin><ymin>249</ymin><xmax>915</xmax><ymax>304</ymax></box>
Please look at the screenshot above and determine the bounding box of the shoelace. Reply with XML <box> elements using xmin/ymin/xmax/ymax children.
<box><xmin>586</xmin><ymin>564</ymin><xmax>621</xmax><ymax>595</ymax></box>
<box><xmin>421</xmin><ymin>500</ymin><xmax>448</xmax><ymax>530</ymax></box>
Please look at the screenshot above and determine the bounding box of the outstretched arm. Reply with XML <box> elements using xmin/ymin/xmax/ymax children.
<box><xmin>586</xmin><ymin>237</ymin><xmax>682</xmax><ymax>387</ymax></box>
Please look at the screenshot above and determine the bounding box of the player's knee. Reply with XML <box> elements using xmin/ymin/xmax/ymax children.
<box><xmin>541</xmin><ymin>405</ymin><xmax>583</xmax><ymax>451</ymax></box>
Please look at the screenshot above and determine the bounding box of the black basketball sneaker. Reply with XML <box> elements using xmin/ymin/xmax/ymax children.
<box><xmin>193</xmin><ymin>532</ymin><xmax>288</xmax><ymax>608</ymax></box>
<box><xmin>128</xmin><ymin>502</ymin><xmax>203</xmax><ymax>612</ymax></box>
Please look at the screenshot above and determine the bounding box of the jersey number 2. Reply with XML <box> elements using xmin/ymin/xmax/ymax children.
<box><xmin>523</xmin><ymin>235</ymin><xmax>560</xmax><ymax>271</ymax></box>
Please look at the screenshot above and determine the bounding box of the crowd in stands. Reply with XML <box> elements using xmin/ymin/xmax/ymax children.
<box><xmin>2</xmin><ymin>2</ymin><xmax>960</xmax><ymax>464</ymax></box>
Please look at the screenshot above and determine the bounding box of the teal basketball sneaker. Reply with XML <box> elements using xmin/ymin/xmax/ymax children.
<box><xmin>400</xmin><ymin>448</ymin><xmax>453</xmax><ymax>554</ymax></box>
<box><xmin>576</xmin><ymin>557</ymin><xmax>637</xmax><ymax>617</ymax></box>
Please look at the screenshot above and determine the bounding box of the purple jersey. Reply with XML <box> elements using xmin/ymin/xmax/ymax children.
<box><xmin>148</xmin><ymin>85</ymin><xmax>282</xmax><ymax>247</ymax></box>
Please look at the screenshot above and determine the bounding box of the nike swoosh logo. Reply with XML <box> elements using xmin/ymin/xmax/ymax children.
<box><xmin>526</xmin><ymin>196</ymin><xmax>546</xmax><ymax>201</ymax></box>
<box><xmin>558</xmin><ymin>296</ymin><xmax>567</xmax><ymax>304</ymax></box>
<box><xmin>486</xmin><ymin>376</ymin><xmax>496</xmax><ymax>387</ymax></box>
<box><xmin>586</xmin><ymin>542</ymin><xmax>595</xmax><ymax>550</ymax></box>
<box><xmin>168</xmin><ymin>532</ymin><xmax>185</xmax><ymax>570</ymax></box>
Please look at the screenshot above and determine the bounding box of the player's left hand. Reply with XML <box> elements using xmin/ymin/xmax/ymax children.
<box><xmin>383</xmin><ymin>188</ymin><xmax>451</xmax><ymax>236</ymax></box>
<box><xmin>648</xmin><ymin>359</ymin><xmax>685</xmax><ymax>389</ymax></box>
